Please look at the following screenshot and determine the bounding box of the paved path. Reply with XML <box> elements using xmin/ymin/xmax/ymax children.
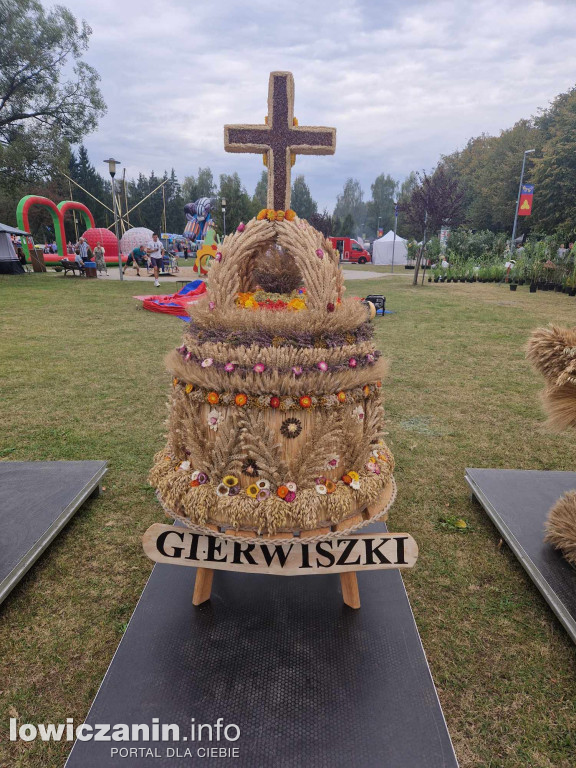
<box><xmin>81</xmin><ymin>267</ymin><xmax>390</xmax><ymax>283</ymax></box>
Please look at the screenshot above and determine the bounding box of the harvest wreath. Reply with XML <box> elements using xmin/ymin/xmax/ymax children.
<box><xmin>149</xmin><ymin>71</ymin><xmax>397</xmax><ymax>540</ymax></box>
<box><xmin>149</xmin><ymin>212</ymin><xmax>395</xmax><ymax>536</ymax></box>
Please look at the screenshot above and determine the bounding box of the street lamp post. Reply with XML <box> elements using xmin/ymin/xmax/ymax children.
<box><xmin>221</xmin><ymin>197</ymin><xmax>227</xmax><ymax>236</ymax></box>
<box><xmin>510</xmin><ymin>149</ymin><xmax>535</xmax><ymax>254</ymax></box>
<box><xmin>104</xmin><ymin>157</ymin><xmax>122</xmax><ymax>280</ymax></box>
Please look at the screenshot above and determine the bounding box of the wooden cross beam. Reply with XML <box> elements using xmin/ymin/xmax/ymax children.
<box><xmin>224</xmin><ymin>72</ymin><xmax>336</xmax><ymax>211</ymax></box>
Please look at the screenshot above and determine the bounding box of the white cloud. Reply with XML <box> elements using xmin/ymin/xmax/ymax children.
<box><xmin>62</xmin><ymin>0</ymin><xmax>576</xmax><ymax>211</ymax></box>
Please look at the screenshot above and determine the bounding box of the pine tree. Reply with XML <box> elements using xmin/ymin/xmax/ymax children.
<box><xmin>68</xmin><ymin>145</ymin><xmax>109</xmax><ymax>229</ymax></box>
<box><xmin>290</xmin><ymin>175</ymin><xmax>317</xmax><ymax>219</ymax></box>
<box><xmin>252</xmin><ymin>170</ymin><xmax>268</xmax><ymax>214</ymax></box>
<box><xmin>182</xmin><ymin>167</ymin><xmax>216</xmax><ymax>203</ymax></box>
<box><xmin>365</xmin><ymin>173</ymin><xmax>397</xmax><ymax>237</ymax></box>
<box><xmin>213</xmin><ymin>173</ymin><xmax>252</xmax><ymax>234</ymax></box>
<box><xmin>333</xmin><ymin>178</ymin><xmax>365</xmax><ymax>233</ymax></box>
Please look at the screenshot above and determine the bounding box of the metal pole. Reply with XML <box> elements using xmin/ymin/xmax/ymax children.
<box><xmin>223</xmin><ymin>208</ymin><xmax>226</xmax><ymax>236</ymax></box>
<box><xmin>391</xmin><ymin>203</ymin><xmax>398</xmax><ymax>273</ymax></box>
<box><xmin>111</xmin><ymin>175</ymin><xmax>123</xmax><ymax>281</ymax></box>
<box><xmin>511</xmin><ymin>149</ymin><xmax>535</xmax><ymax>254</ymax></box>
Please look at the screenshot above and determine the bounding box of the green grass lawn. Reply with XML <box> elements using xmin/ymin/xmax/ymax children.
<box><xmin>1</xmin><ymin>273</ymin><xmax>576</xmax><ymax>767</ymax></box>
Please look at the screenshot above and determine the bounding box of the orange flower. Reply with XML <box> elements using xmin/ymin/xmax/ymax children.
<box><xmin>189</xmin><ymin>480</ymin><xmax>200</xmax><ymax>487</ymax></box>
<box><xmin>266</xmin><ymin>210</ymin><xmax>276</xmax><ymax>221</ymax></box>
<box><xmin>185</xmin><ymin>383</ymin><xmax>194</xmax><ymax>394</ymax></box>
<box><xmin>376</xmin><ymin>380</ymin><xmax>382</xmax><ymax>388</ymax></box>
<box><xmin>235</xmin><ymin>393</ymin><xmax>248</xmax><ymax>407</ymax></box>
<box><xmin>277</xmin><ymin>485</ymin><xmax>289</xmax><ymax>499</ymax></box>
<box><xmin>325</xmin><ymin>480</ymin><xmax>336</xmax><ymax>493</ymax></box>
<box><xmin>276</xmin><ymin>210</ymin><xmax>285</xmax><ymax>221</ymax></box>
<box><xmin>342</xmin><ymin>474</ymin><xmax>352</xmax><ymax>485</ymax></box>
<box><xmin>337</xmin><ymin>391</ymin><xmax>346</xmax><ymax>403</ymax></box>
<box><xmin>207</xmin><ymin>391</ymin><xmax>219</xmax><ymax>405</ymax></box>
<box><xmin>363</xmin><ymin>385</ymin><xmax>370</xmax><ymax>397</ymax></box>
<box><xmin>172</xmin><ymin>377</ymin><xmax>179</xmax><ymax>387</ymax></box>
<box><xmin>285</xmin><ymin>209</ymin><xmax>296</xmax><ymax>221</ymax></box>
<box><xmin>257</xmin><ymin>209</ymin><xmax>268</xmax><ymax>220</ymax></box>
<box><xmin>299</xmin><ymin>395</ymin><xmax>312</xmax><ymax>408</ymax></box>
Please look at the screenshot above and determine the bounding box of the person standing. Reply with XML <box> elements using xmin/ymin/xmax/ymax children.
<box><xmin>93</xmin><ymin>241</ymin><xmax>107</xmax><ymax>275</ymax></box>
<box><xmin>146</xmin><ymin>233</ymin><xmax>164</xmax><ymax>287</ymax></box>
<box><xmin>77</xmin><ymin>237</ymin><xmax>92</xmax><ymax>265</ymax></box>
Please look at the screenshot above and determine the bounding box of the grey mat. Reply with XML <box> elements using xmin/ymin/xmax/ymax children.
<box><xmin>0</xmin><ymin>460</ymin><xmax>107</xmax><ymax>604</ymax></box>
<box><xmin>65</xmin><ymin>522</ymin><xmax>458</xmax><ymax>768</ymax></box>
<box><xmin>466</xmin><ymin>468</ymin><xmax>576</xmax><ymax>643</ymax></box>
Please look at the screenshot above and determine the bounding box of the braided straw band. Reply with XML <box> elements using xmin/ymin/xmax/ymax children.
<box><xmin>176</xmin><ymin>346</ymin><xmax>381</xmax><ymax>376</ymax></box>
<box><xmin>185</xmin><ymin>322</ymin><xmax>374</xmax><ymax>349</ymax></box>
<box><xmin>172</xmin><ymin>379</ymin><xmax>382</xmax><ymax>410</ymax></box>
<box><xmin>156</xmin><ymin>476</ymin><xmax>397</xmax><ymax>545</ymax></box>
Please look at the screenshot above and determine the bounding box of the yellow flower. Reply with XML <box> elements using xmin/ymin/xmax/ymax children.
<box><xmin>266</xmin><ymin>210</ymin><xmax>276</xmax><ymax>221</ymax></box>
<box><xmin>246</xmin><ymin>484</ymin><xmax>259</xmax><ymax>498</ymax></box>
<box><xmin>288</xmin><ymin>298</ymin><xmax>306</xmax><ymax>311</ymax></box>
<box><xmin>348</xmin><ymin>471</ymin><xmax>360</xmax><ymax>481</ymax></box>
<box><xmin>172</xmin><ymin>377</ymin><xmax>179</xmax><ymax>387</ymax></box>
<box><xmin>223</xmin><ymin>475</ymin><xmax>239</xmax><ymax>487</ymax></box>
<box><xmin>185</xmin><ymin>383</ymin><xmax>194</xmax><ymax>394</ymax></box>
<box><xmin>276</xmin><ymin>210</ymin><xmax>285</xmax><ymax>221</ymax></box>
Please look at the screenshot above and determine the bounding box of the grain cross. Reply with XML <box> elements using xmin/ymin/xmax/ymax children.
<box><xmin>224</xmin><ymin>71</ymin><xmax>336</xmax><ymax>211</ymax></box>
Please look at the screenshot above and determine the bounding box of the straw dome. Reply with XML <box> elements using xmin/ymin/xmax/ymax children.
<box><xmin>149</xmin><ymin>212</ymin><xmax>395</xmax><ymax>539</ymax></box>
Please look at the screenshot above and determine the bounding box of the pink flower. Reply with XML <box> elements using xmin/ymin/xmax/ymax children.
<box><xmin>315</xmin><ymin>248</ymin><xmax>324</xmax><ymax>259</ymax></box>
<box><xmin>348</xmin><ymin>358</ymin><xmax>357</xmax><ymax>368</ymax></box>
<box><xmin>178</xmin><ymin>345</ymin><xmax>186</xmax><ymax>354</ymax></box>
<box><xmin>317</xmin><ymin>361</ymin><xmax>328</xmax><ymax>372</ymax></box>
<box><xmin>292</xmin><ymin>366</ymin><xmax>303</xmax><ymax>377</ymax></box>
<box><xmin>208</xmin><ymin>301</ymin><xmax>215</xmax><ymax>311</ymax></box>
<box><xmin>225</xmin><ymin>362</ymin><xmax>235</xmax><ymax>372</ymax></box>
<box><xmin>284</xmin><ymin>491</ymin><xmax>296</xmax><ymax>503</ymax></box>
<box><xmin>214</xmin><ymin>253</ymin><xmax>222</xmax><ymax>262</ymax></box>
<box><xmin>253</xmin><ymin>363</ymin><xmax>266</xmax><ymax>373</ymax></box>
<box><xmin>237</xmin><ymin>222</ymin><xmax>245</xmax><ymax>232</ymax></box>
<box><xmin>201</xmin><ymin>358</ymin><xmax>213</xmax><ymax>368</ymax></box>
<box><xmin>366</xmin><ymin>353</ymin><xmax>375</xmax><ymax>363</ymax></box>
<box><xmin>185</xmin><ymin>351</ymin><xmax>192</xmax><ymax>361</ymax></box>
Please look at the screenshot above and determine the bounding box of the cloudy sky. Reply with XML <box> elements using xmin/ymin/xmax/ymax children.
<box><xmin>63</xmin><ymin>0</ymin><xmax>576</xmax><ymax>210</ymax></box>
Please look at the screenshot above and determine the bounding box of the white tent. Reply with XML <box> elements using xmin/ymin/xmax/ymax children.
<box><xmin>0</xmin><ymin>223</ymin><xmax>28</xmax><ymax>274</ymax></box>
<box><xmin>372</xmin><ymin>230</ymin><xmax>408</xmax><ymax>266</ymax></box>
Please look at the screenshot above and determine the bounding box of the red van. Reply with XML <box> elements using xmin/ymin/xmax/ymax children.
<box><xmin>328</xmin><ymin>237</ymin><xmax>371</xmax><ymax>264</ymax></box>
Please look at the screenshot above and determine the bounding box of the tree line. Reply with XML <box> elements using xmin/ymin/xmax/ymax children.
<box><xmin>2</xmin><ymin>0</ymin><xmax>576</xmax><ymax>245</ymax></box>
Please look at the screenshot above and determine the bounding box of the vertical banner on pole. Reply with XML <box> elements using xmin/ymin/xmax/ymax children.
<box><xmin>518</xmin><ymin>184</ymin><xmax>534</xmax><ymax>216</ymax></box>
<box><xmin>439</xmin><ymin>228</ymin><xmax>450</xmax><ymax>253</ymax></box>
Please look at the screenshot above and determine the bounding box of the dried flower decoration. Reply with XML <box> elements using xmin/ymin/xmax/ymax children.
<box><xmin>280</xmin><ymin>418</ymin><xmax>302</xmax><ymax>439</ymax></box>
<box><xmin>207</xmin><ymin>409</ymin><xmax>223</xmax><ymax>431</ymax></box>
<box><xmin>353</xmin><ymin>405</ymin><xmax>365</xmax><ymax>422</ymax></box>
<box><xmin>241</xmin><ymin>458</ymin><xmax>259</xmax><ymax>477</ymax></box>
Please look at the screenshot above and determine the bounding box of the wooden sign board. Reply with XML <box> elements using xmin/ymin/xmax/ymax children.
<box><xmin>143</xmin><ymin>523</ymin><xmax>418</xmax><ymax>576</ymax></box>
